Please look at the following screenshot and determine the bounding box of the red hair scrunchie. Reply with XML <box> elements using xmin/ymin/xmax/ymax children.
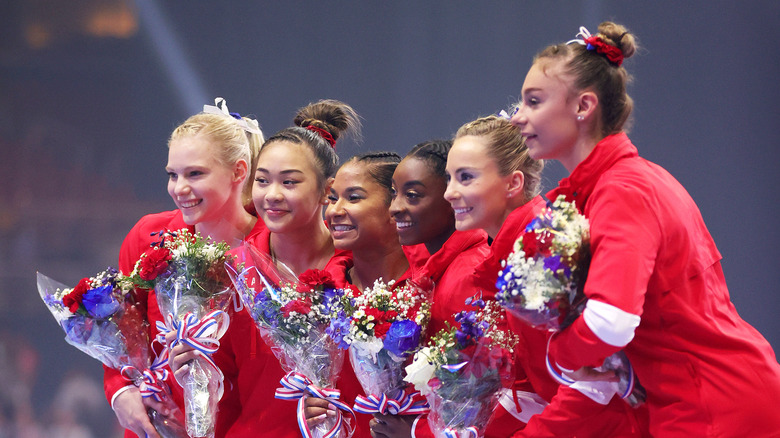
<box><xmin>305</xmin><ymin>125</ymin><xmax>336</xmax><ymax>148</ymax></box>
<box><xmin>583</xmin><ymin>36</ymin><xmax>624</xmax><ymax>66</ymax></box>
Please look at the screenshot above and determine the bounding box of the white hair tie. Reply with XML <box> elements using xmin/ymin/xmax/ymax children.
<box><xmin>203</xmin><ymin>97</ymin><xmax>263</xmax><ymax>136</ymax></box>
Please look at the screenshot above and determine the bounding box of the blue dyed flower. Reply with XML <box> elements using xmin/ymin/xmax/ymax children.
<box><xmin>543</xmin><ymin>255</ymin><xmax>571</xmax><ymax>278</ymax></box>
<box><xmin>383</xmin><ymin>320</ymin><xmax>421</xmax><ymax>357</ymax></box>
<box><xmin>81</xmin><ymin>285</ymin><xmax>120</xmax><ymax>319</ymax></box>
<box><xmin>326</xmin><ymin>311</ymin><xmax>352</xmax><ymax>350</ymax></box>
<box><xmin>525</xmin><ymin>217</ymin><xmax>543</xmax><ymax>233</ymax></box>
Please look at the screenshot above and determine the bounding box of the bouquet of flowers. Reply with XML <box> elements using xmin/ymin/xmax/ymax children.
<box><xmin>225</xmin><ymin>245</ymin><xmax>355</xmax><ymax>438</ymax></box>
<box><xmin>36</xmin><ymin>269</ymin><xmax>187</xmax><ymax>437</ymax></box>
<box><xmin>333</xmin><ymin>278</ymin><xmax>432</xmax><ymax>416</ymax></box>
<box><xmin>130</xmin><ymin>229</ymin><xmax>234</xmax><ymax>438</ymax></box>
<box><xmin>404</xmin><ymin>296</ymin><xmax>516</xmax><ymax>438</ymax></box>
<box><xmin>495</xmin><ymin>195</ymin><xmax>645</xmax><ymax>406</ymax></box>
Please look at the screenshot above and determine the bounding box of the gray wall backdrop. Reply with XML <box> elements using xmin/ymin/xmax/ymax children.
<box><xmin>1</xmin><ymin>0</ymin><xmax>777</xmax><ymax>433</ymax></box>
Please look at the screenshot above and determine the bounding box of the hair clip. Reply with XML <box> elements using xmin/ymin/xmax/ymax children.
<box><xmin>566</xmin><ymin>26</ymin><xmax>624</xmax><ymax>66</ymax></box>
<box><xmin>496</xmin><ymin>106</ymin><xmax>520</xmax><ymax>120</ymax></box>
<box><xmin>203</xmin><ymin>97</ymin><xmax>263</xmax><ymax>135</ymax></box>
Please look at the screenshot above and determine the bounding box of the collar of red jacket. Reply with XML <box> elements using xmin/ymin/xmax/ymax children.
<box><xmin>420</xmin><ymin>229</ymin><xmax>488</xmax><ymax>282</ymax></box>
<box><xmin>546</xmin><ymin>132</ymin><xmax>638</xmax><ymax>210</ymax></box>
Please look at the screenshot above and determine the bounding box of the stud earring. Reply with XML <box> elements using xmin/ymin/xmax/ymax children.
<box><xmin>577</xmin><ymin>115</ymin><xmax>584</xmax><ymax>121</ymax></box>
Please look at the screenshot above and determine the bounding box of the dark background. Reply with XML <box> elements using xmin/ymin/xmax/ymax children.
<box><xmin>1</xmin><ymin>1</ymin><xmax>778</xmax><ymax>435</ymax></box>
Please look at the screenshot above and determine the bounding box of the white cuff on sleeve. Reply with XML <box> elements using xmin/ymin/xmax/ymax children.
<box><xmin>583</xmin><ymin>299</ymin><xmax>640</xmax><ymax>347</ymax></box>
<box><xmin>410</xmin><ymin>413</ymin><xmax>424</xmax><ymax>438</ymax></box>
<box><xmin>110</xmin><ymin>385</ymin><xmax>135</xmax><ymax>410</ymax></box>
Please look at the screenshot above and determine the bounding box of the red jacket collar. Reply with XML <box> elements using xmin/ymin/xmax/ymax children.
<box><xmin>421</xmin><ymin>230</ymin><xmax>488</xmax><ymax>283</ymax></box>
<box><xmin>472</xmin><ymin>196</ymin><xmax>546</xmax><ymax>291</ymax></box>
<box><xmin>491</xmin><ymin>195</ymin><xmax>547</xmax><ymax>262</ymax></box>
<box><xmin>547</xmin><ymin>132</ymin><xmax>638</xmax><ymax>210</ymax></box>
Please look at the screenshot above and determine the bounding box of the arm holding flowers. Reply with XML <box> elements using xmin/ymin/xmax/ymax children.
<box><xmin>547</xmin><ymin>185</ymin><xmax>653</xmax><ymax>376</ymax></box>
<box><xmin>105</xmin><ymin>212</ymin><xmax>185</xmax><ymax>437</ymax></box>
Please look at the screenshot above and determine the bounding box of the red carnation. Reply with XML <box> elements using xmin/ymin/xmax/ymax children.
<box><xmin>281</xmin><ymin>299</ymin><xmax>312</xmax><ymax>317</ymax></box>
<box><xmin>138</xmin><ymin>247</ymin><xmax>172</xmax><ymax>281</ymax></box>
<box><xmin>374</xmin><ymin>321</ymin><xmax>392</xmax><ymax>338</ymax></box>
<box><xmin>521</xmin><ymin>231</ymin><xmax>540</xmax><ymax>258</ymax></box>
<box><xmin>62</xmin><ymin>277</ymin><xmax>90</xmax><ymax>313</ymax></box>
<box><xmin>297</xmin><ymin>269</ymin><xmax>336</xmax><ymax>292</ymax></box>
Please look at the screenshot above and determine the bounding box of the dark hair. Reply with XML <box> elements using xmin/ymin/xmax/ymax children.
<box><xmin>535</xmin><ymin>21</ymin><xmax>638</xmax><ymax>136</ymax></box>
<box><xmin>406</xmin><ymin>139</ymin><xmax>452</xmax><ymax>179</ymax></box>
<box><xmin>262</xmin><ymin>99</ymin><xmax>361</xmax><ymax>187</ymax></box>
<box><xmin>345</xmin><ymin>151</ymin><xmax>402</xmax><ymax>204</ymax></box>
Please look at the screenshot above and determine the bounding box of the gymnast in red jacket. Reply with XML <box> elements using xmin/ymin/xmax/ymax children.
<box><xmin>510</xmin><ymin>21</ymin><xmax>780</xmax><ymax>436</ymax></box>
<box><xmin>302</xmin><ymin>151</ymin><xmax>431</xmax><ymax>437</ymax></box>
<box><xmin>448</xmin><ymin>115</ymin><xmax>644</xmax><ymax>438</ymax></box>
<box><xmin>364</xmin><ymin>139</ymin><xmax>492</xmax><ymax>438</ymax></box>
<box><xmin>106</xmin><ymin>99</ymin><xmax>266</xmax><ymax>438</ymax></box>
<box><xmin>167</xmin><ymin>100</ymin><xmax>365</xmax><ymax>437</ymax></box>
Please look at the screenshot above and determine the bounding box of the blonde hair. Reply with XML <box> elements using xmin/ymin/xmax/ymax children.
<box><xmin>455</xmin><ymin>115</ymin><xmax>543</xmax><ymax>202</ymax></box>
<box><xmin>169</xmin><ymin>113</ymin><xmax>263</xmax><ymax>206</ymax></box>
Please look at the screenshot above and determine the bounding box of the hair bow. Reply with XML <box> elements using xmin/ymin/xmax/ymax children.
<box><xmin>203</xmin><ymin>97</ymin><xmax>263</xmax><ymax>135</ymax></box>
<box><xmin>567</xmin><ymin>26</ymin><xmax>624</xmax><ymax>66</ymax></box>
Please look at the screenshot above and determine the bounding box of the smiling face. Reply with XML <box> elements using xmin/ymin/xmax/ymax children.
<box><xmin>252</xmin><ymin>141</ymin><xmax>329</xmax><ymax>234</ymax></box>
<box><xmin>325</xmin><ymin>162</ymin><xmax>397</xmax><ymax>252</ymax></box>
<box><xmin>444</xmin><ymin>135</ymin><xmax>514</xmax><ymax>237</ymax></box>
<box><xmin>389</xmin><ymin>157</ymin><xmax>455</xmax><ymax>250</ymax></box>
<box><xmin>166</xmin><ymin>133</ymin><xmax>242</xmax><ymax>226</ymax></box>
<box><xmin>510</xmin><ymin>60</ymin><xmax>582</xmax><ymax>170</ymax></box>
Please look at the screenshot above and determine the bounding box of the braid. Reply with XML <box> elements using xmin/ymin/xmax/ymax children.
<box><xmin>407</xmin><ymin>139</ymin><xmax>452</xmax><ymax>178</ymax></box>
<box><xmin>346</xmin><ymin>151</ymin><xmax>401</xmax><ymax>204</ymax></box>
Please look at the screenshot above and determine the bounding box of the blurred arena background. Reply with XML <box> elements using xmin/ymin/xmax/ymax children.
<box><xmin>1</xmin><ymin>1</ymin><xmax>777</xmax><ymax>435</ymax></box>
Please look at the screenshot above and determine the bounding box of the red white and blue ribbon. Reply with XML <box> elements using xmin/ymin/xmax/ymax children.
<box><xmin>155</xmin><ymin>310</ymin><xmax>229</xmax><ymax>394</ymax></box>
<box><xmin>353</xmin><ymin>390</ymin><xmax>429</xmax><ymax>415</ymax></box>
<box><xmin>619</xmin><ymin>359</ymin><xmax>637</xmax><ymax>400</ymax></box>
<box><xmin>275</xmin><ymin>371</ymin><xmax>356</xmax><ymax>438</ymax></box>
<box><xmin>443</xmin><ymin>426</ymin><xmax>479</xmax><ymax>438</ymax></box>
<box><xmin>544</xmin><ymin>335</ymin><xmax>638</xmax><ymax>402</ymax></box>
<box><xmin>120</xmin><ymin>353</ymin><xmax>170</xmax><ymax>402</ymax></box>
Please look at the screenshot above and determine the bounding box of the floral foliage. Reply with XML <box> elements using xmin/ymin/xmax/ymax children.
<box><xmin>339</xmin><ymin>278</ymin><xmax>431</xmax><ymax>357</ymax></box>
<box><xmin>43</xmin><ymin>267</ymin><xmax>133</xmax><ymax>321</ymax></box>
<box><xmin>404</xmin><ymin>296</ymin><xmax>517</xmax><ymax>436</ymax></box>
<box><xmin>495</xmin><ymin>195</ymin><xmax>590</xmax><ymax>329</ymax></box>
<box><xmin>129</xmin><ymin>229</ymin><xmax>233</xmax><ymax>296</ymax></box>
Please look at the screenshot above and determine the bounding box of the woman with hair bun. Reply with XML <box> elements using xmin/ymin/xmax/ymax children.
<box><xmin>512</xmin><ymin>22</ymin><xmax>780</xmax><ymax>436</ymax></box>
<box><xmin>107</xmin><ymin>99</ymin><xmax>267</xmax><ymax>438</ymax></box>
<box><xmin>167</xmin><ymin>99</ymin><xmax>362</xmax><ymax>437</ymax></box>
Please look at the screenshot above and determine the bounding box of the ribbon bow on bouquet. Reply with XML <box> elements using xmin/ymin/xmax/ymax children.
<box><xmin>36</xmin><ymin>270</ymin><xmax>188</xmax><ymax>437</ymax></box>
<box><xmin>225</xmin><ymin>242</ymin><xmax>356</xmax><ymax>438</ymax></box>
<box><xmin>130</xmin><ymin>228</ymin><xmax>237</xmax><ymax>438</ymax></box>
<box><xmin>155</xmin><ymin>309</ymin><xmax>230</xmax><ymax>399</ymax></box>
<box><xmin>276</xmin><ymin>372</ymin><xmax>357</xmax><ymax>438</ymax></box>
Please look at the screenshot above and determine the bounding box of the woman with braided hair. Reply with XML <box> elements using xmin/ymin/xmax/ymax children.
<box><xmin>302</xmin><ymin>151</ymin><xmax>428</xmax><ymax>437</ymax></box>
<box><xmin>511</xmin><ymin>21</ymin><xmax>780</xmax><ymax>436</ymax></box>
<box><xmin>368</xmin><ymin>139</ymin><xmax>495</xmax><ymax>437</ymax></box>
